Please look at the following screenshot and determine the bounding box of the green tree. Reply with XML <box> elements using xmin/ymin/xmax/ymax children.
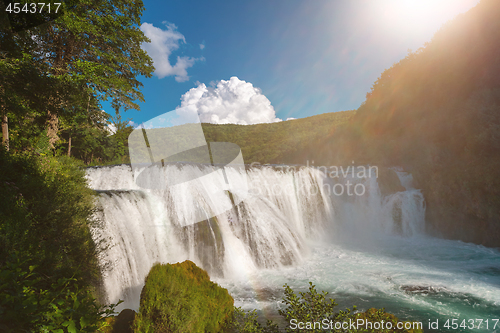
<box><xmin>108</xmin><ymin>112</ymin><xmax>134</xmax><ymax>163</ymax></box>
<box><xmin>1</xmin><ymin>0</ymin><xmax>65</xmax><ymax>151</ymax></box>
<box><xmin>1</xmin><ymin>0</ymin><xmax>153</xmax><ymax>150</ymax></box>
<box><xmin>0</xmin><ymin>147</ymin><xmax>119</xmax><ymax>332</ymax></box>
<box><xmin>0</xmin><ymin>43</ymin><xmax>50</xmax><ymax>152</ymax></box>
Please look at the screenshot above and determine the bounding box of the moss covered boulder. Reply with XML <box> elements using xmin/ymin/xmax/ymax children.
<box><xmin>134</xmin><ymin>260</ymin><xmax>233</xmax><ymax>333</ymax></box>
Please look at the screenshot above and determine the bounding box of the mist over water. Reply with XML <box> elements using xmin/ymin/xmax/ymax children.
<box><xmin>86</xmin><ymin>164</ymin><xmax>500</xmax><ymax>333</ymax></box>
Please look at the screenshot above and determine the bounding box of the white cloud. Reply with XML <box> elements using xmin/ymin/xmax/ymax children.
<box><xmin>140</xmin><ymin>22</ymin><xmax>201</xmax><ymax>82</ymax></box>
<box><xmin>175</xmin><ymin>77</ymin><xmax>282</xmax><ymax>125</ymax></box>
<box><xmin>128</xmin><ymin>120</ymin><xmax>140</xmax><ymax>129</ymax></box>
<box><xmin>286</xmin><ymin>117</ymin><xmax>297</xmax><ymax>121</ymax></box>
<box><xmin>108</xmin><ymin>120</ymin><xmax>142</xmax><ymax>133</ymax></box>
<box><xmin>107</xmin><ymin>123</ymin><xmax>117</xmax><ymax>135</ymax></box>
<box><xmin>199</xmin><ymin>43</ymin><xmax>205</xmax><ymax>50</ymax></box>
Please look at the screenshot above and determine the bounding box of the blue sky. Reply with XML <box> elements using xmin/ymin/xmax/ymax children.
<box><xmin>110</xmin><ymin>0</ymin><xmax>480</xmax><ymax>127</ymax></box>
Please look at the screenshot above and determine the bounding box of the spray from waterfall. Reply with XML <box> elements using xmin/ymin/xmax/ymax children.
<box><xmin>86</xmin><ymin>164</ymin><xmax>425</xmax><ymax>311</ymax></box>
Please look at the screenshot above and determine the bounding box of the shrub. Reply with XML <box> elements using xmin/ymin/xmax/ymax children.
<box><xmin>279</xmin><ymin>282</ymin><xmax>342</xmax><ymax>332</ymax></box>
<box><xmin>134</xmin><ymin>260</ymin><xmax>234</xmax><ymax>333</ymax></box>
<box><xmin>226</xmin><ymin>307</ymin><xmax>279</xmax><ymax>333</ymax></box>
<box><xmin>0</xmin><ymin>148</ymin><xmax>115</xmax><ymax>331</ymax></box>
<box><xmin>229</xmin><ymin>282</ymin><xmax>423</xmax><ymax>333</ymax></box>
<box><xmin>352</xmin><ymin>308</ymin><xmax>423</xmax><ymax>333</ymax></box>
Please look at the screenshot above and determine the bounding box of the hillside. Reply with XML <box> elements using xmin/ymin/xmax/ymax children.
<box><xmin>128</xmin><ymin>110</ymin><xmax>356</xmax><ymax>166</ymax></box>
<box><xmin>314</xmin><ymin>0</ymin><xmax>500</xmax><ymax>246</ymax></box>
<box><xmin>201</xmin><ymin>110</ymin><xmax>355</xmax><ymax>164</ymax></box>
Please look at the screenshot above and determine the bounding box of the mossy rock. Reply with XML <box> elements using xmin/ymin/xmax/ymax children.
<box><xmin>134</xmin><ymin>260</ymin><xmax>234</xmax><ymax>333</ymax></box>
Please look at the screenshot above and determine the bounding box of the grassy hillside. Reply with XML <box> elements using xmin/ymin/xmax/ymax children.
<box><xmin>313</xmin><ymin>0</ymin><xmax>500</xmax><ymax>246</ymax></box>
<box><xmin>129</xmin><ymin>110</ymin><xmax>355</xmax><ymax>167</ymax></box>
<box><xmin>201</xmin><ymin>110</ymin><xmax>355</xmax><ymax>164</ymax></box>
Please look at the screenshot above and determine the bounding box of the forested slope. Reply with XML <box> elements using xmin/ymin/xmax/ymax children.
<box><xmin>201</xmin><ymin>110</ymin><xmax>355</xmax><ymax>164</ymax></box>
<box><xmin>314</xmin><ymin>0</ymin><xmax>500</xmax><ymax>246</ymax></box>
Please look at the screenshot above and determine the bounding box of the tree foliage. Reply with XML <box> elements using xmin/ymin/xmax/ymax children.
<box><xmin>202</xmin><ymin>111</ymin><xmax>355</xmax><ymax>165</ymax></box>
<box><xmin>1</xmin><ymin>0</ymin><xmax>153</xmax><ymax>150</ymax></box>
<box><xmin>0</xmin><ymin>5</ymin><xmax>151</xmax><ymax>328</ymax></box>
<box><xmin>125</xmin><ymin>111</ymin><xmax>356</xmax><ymax>167</ymax></box>
<box><xmin>0</xmin><ymin>148</ymin><xmax>117</xmax><ymax>332</ymax></box>
<box><xmin>228</xmin><ymin>282</ymin><xmax>422</xmax><ymax>333</ymax></box>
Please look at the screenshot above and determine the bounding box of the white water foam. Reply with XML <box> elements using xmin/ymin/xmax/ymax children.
<box><xmin>86</xmin><ymin>164</ymin><xmax>426</xmax><ymax>312</ymax></box>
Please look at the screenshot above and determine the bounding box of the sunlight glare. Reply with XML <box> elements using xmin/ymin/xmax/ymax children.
<box><xmin>373</xmin><ymin>0</ymin><xmax>480</xmax><ymax>39</ymax></box>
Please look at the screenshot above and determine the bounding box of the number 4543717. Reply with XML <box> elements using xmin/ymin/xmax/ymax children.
<box><xmin>5</xmin><ymin>3</ymin><xmax>62</xmax><ymax>14</ymax></box>
<box><xmin>444</xmin><ymin>318</ymin><xmax>499</xmax><ymax>330</ymax></box>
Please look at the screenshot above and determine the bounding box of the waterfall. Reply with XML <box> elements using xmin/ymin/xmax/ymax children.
<box><xmin>333</xmin><ymin>172</ymin><xmax>425</xmax><ymax>237</ymax></box>
<box><xmin>86</xmin><ymin>164</ymin><xmax>425</xmax><ymax>311</ymax></box>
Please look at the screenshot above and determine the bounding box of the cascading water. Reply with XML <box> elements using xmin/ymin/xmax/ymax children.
<box><xmin>87</xmin><ymin>164</ymin><xmax>500</xmax><ymax>333</ymax></box>
<box><xmin>87</xmin><ymin>164</ymin><xmax>335</xmax><ymax>310</ymax></box>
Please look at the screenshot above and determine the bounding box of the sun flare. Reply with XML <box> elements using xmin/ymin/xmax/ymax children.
<box><xmin>372</xmin><ymin>0</ymin><xmax>480</xmax><ymax>38</ymax></box>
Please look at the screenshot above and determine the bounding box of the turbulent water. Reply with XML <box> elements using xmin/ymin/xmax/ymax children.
<box><xmin>86</xmin><ymin>164</ymin><xmax>500</xmax><ymax>333</ymax></box>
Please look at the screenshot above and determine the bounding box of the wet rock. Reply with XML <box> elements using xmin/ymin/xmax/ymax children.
<box><xmin>378</xmin><ymin>168</ymin><xmax>405</xmax><ymax>196</ymax></box>
<box><xmin>400</xmin><ymin>285</ymin><xmax>440</xmax><ymax>294</ymax></box>
<box><xmin>392</xmin><ymin>200</ymin><xmax>403</xmax><ymax>235</ymax></box>
<box><xmin>182</xmin><ymin>216</ymin><xmax>225</xmax><ymax>276</ymax></box>
<box><xmin>112</xmin><ymin>309</ymin><xmax>136</xmax><ymax>333</ymax></box>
